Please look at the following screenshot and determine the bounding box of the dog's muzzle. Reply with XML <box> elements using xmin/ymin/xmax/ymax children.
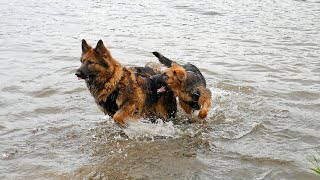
<box><xmin>75</xmin><ymin>70</ymin><xmax>85</xmax><ymax>79</ymax></box>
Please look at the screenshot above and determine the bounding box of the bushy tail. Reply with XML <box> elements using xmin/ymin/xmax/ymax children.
<box><xmin>152</xmin><ymin>52</ymin><xmax>173</xmax><ymax>67</ymax></box>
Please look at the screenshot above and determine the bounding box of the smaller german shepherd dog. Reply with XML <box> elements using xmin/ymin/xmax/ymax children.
<box><xmin>153</xmin><ymin>52</ymin><xmax>212</xmax><ymax>119</ymax></box>
<box><xmin>76</xmin><ymin>40</ymin><xmax>176</xmax><ymax>127</ymax></box>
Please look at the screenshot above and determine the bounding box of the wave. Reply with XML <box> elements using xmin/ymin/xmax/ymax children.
<box><xmin>220</xmin><ymin>122</ymin><xmax>266</xmax><ymax>140</ymax></box>
<box><xmin>124</xmin><ymin>119</ymin><xmax>182</xmax><ymax>140</ymax></box>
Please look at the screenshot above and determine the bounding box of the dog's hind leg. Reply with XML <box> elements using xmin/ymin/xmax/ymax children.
<box><xmin>197</xmin><ymin>87</ymin><xmax>212</xmax><ymax>119</ymax></box>
<box><xmin>155</xmin><ymin>94</ymin><xmax>177</xmax><ymax>119</ymax></box>
<box><xmin>113</xmin><ymin>103</ymin><xmax>136</xmax><ymax>128</ymax></box>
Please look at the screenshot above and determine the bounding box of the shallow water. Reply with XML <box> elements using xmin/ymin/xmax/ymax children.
<box><xmin>1</xmin><ymin>0</ymin><xmax>320</xmax><ymax>179</ymax></box>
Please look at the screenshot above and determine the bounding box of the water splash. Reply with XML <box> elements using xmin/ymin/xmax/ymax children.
<box><xmin>124</xmin><ymin>119</ymin><xmax>181</xmax><ymax>140</ymax></box>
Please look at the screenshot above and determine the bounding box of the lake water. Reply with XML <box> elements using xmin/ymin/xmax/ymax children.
<box><xmin>1</xmin><ymin>0</ymin><xmax>320</xmax><ymax>179</ymax></box>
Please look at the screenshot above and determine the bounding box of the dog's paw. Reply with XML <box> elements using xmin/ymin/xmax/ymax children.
<box><xmin>198</xmin><ymin>110</ymin><xmax>208</xmax><ymax>119</ymax></box>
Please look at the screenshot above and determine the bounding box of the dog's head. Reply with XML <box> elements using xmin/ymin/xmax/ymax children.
<box><xmin>75</xmin><ymin>39</ymin><xmax>116</xmax><ymax>82</ymax></box>
<box><xmin>162</xmin><ymin>63</ymin><xmax>187</xmax><ymax>91</ymax></box>
<box><xmin>149</xmin><ymin>73</ymin><xmax>169</xmax><ymax>94</ymax></box>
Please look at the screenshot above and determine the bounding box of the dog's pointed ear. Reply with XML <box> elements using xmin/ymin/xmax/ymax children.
<box><xmin>176</xmin><ymin>71</ymin><xmax>186</xmax><ymax>82</ymax></box>
<box><xmin>82</xmin><ymin>39</ymin><xmax>91</xmax><ymax>53</ymax></box>
<box><xmin>172</xmin><ymin>63</ymin><xmax>186</xmax><ymax>82</ymax></box>
<box><xmin>95</xmin><ymin>39</ymin><xmax>107</xmax><ymax>56</ymax></box>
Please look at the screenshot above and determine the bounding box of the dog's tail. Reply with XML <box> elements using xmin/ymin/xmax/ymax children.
<box><xmin>152</xmin><ymin>52</ymin><xmax>173</xmax><ymax>67</ymax></box>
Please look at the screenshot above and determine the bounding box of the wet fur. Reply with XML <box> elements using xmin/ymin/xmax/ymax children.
<box><xmin>76</xmin><ymin>40</ymin><xmax>176</xmax><ymax>127</ymax></box>
<box><xmin>153</xmin><ymin>52</ymin><xmax>212</xmax><ymax>119</ymax></box>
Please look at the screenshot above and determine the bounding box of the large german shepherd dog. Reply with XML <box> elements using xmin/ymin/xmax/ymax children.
<box><xmin>75</xmin><ymin>40</ymin><xmax>176</xmax><ymax>127</ymax></box>
<box><xmin>152</xmin><ymin>52</ymin><xmax>212</xmax><ymax>119</ymax></box>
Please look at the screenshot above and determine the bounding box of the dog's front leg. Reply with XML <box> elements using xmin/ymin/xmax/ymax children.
<box><xmin>197</xmin><ymin>87</ymin><xmax>212</xmax><ymax>119</ymax></box>
<box><xmin>179</xmin><ymin>100</ymin><xmax>193</xmax><ymax>114</ymax></box>
<box><xmin>113</xmin><ymin>102</ymin><xmax>136</xmax><ymax>128</ymax></box>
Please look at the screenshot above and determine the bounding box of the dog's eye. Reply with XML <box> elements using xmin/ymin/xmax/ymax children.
<box><xmin>88</xmin><ymin>61</ymin><xmax>94</xmax><ymax>64</ymax></box>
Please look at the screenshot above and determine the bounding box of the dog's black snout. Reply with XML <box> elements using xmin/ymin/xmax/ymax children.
<box><xmin>75</xmin><ymin>70</ymin><xmax>82</xmax><ymax>78</ymax></box>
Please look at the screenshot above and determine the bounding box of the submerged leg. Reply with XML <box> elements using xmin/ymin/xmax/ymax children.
<box><xmin>113</xmin><ymin>103</ymin><xmax>136</xmax><ymax>128</ymax></box>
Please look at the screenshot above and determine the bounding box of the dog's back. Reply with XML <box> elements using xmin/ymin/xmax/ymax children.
<box><xmin>152</xmin><ymin>52</ymin><xmax>206</xmax><ymax>86</ymax></box>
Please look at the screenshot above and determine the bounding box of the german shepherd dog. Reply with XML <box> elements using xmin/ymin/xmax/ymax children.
<box><xmin>152</xmin><ymin>52</ymin><xmax>212</xmax><ymax>119</ymax></box>
<box><xmin>75</xmin><ymin>40</ymin><xmax>176</xmax><ymax>127</ymax></box>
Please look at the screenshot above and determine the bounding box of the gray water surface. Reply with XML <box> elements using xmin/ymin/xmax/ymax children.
<box><xmin>1</xmin><ymin>0</ymin><xmax>320</xmax><ymax>179</ymax></box>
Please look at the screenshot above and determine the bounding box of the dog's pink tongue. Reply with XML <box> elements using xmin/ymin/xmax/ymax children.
<box><xmin>78</xmin><ymin>77</ymin><xmax>83</xmax><ymax>80</ymax></box>
<box><xmin>157</xmin><ymin>86</ymin><xmax>166</xmax><ymax>93</ymax></box>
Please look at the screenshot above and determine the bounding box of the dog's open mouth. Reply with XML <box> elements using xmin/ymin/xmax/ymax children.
<box><xmin>157</xmin><ymin>86</ymin><xmax>166</xmax><ymax>94</ymax></box>
<box><xmin>77</xmin><ymin>76</ymin><xmax>92</xmax><ymax>82</ymax></box>
<box><xmin>76</xmin><ymin>74</ymin><xmax>92</xmax><ymax>81</ymax></box>
<box><xmin>77</xmin><ymin>76</ymin><xmax>88</xmax><ymax>80</ymax></box>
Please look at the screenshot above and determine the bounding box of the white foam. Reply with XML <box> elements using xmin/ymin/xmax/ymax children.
<box><xmin>123</xmin><ymin>119</ymin><xmax>181</xmax><ymax>140</ymax></box>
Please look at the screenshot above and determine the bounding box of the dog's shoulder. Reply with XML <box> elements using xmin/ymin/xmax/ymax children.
<box><xmin>185</xmin><ymin>70</ymin><xmax>205</xmax><ymax>86</ymax></box>
<box><xmin>182</xmin><ymin>63</ymin><xmax>200</xmax><ymax>73</ymax></box>
<box><xmin>183</xmin><ymin>63</ymin><xmax>206</xmax><ymax>86</ymax></box>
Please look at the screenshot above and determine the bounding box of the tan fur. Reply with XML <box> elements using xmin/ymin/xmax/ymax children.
<box><xmin>179</xmin><ymin>100</ymin><xmax>193</xmax><ymax>114</ymax></box>
<box><xmin>197</xmin><ymin>86</ymin><xmax>212</xmax><ymax>118</ymax></box>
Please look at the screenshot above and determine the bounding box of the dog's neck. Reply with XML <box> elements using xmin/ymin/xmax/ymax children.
<box><xmin>87</xmin><ymin>61</ymin><xmax>124</xmax><ymax>103</ymax></box>
<box><xmin>170</xmin><ymin>84</ymin><xmax>183</xmax><ymax>97</ymax></box>
<box><xmin>98</xmin><ymin>64</ymin><xmax>123</xmax><ymax>102</ymax></box>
